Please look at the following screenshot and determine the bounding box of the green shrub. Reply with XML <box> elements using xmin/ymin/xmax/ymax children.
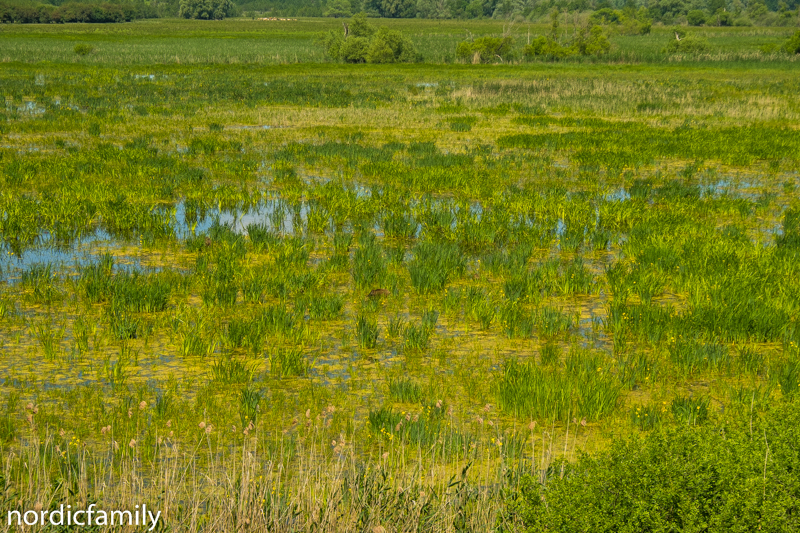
<box><xmin>341</xmin><ymin>37</ymin><xmax>370</xmax><ymax>63</ymax></box>
<box><xmin>73</xmin><ymin>44</ymin><xmax>94</xmax><ymax>56</ymax></box>
<box><xmin>664</xmin><ymin>33</ymin><xmax>710</xmax><ymax>54</ymax></box>
<box><xmin>574</xmin><ymin>25</ymin><xmax>611</xmax><ymax>56</ymax></box>
<box><xmin>322</xmin><ymin>13</ymin><xmax>418</xmax><ymax>63</ymax></box>
<box><xmin>524</xmin><ymin>25</ymin><xmax>610</xmax><ymax>59</ymax></box>
<box><xmin>504</xmin><ymin>401</ymin><xmax>800</xmax><ymax>532</ymax></box>
<box><xmin>456</xmin><ymin>36</ymin><xmax>515</xmax><ymax>63</ymax></box>
<box><xmin>523</xmin><ymin>36</ymin><xmax>573</xmax><ymax>59</ymax></box>
<box><xmin>784</xmin><ymin>30</ymin><xmax>800</xmax><ymax>54</ymax></box>
<box><xmin>366</xmin><ymin>28</ymin><xmax>419</xmax><ymax>64</ymax></box>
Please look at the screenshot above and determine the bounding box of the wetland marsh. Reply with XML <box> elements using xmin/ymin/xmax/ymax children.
<box><xmin>1</xmin><ymin>17</ymin><xmax>800</xmax><ymax>532</ymax></box>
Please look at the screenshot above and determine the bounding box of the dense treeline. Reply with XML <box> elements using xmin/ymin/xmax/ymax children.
<box><xmin>0</xmin><ymin>0</ymin><xmax>157</xmax><ymax>22</ymax></box>
<box><xmin>239</xmin><ymin>0</ymin><xmax>800</xmax><ymax>26</ymax></box>
<box><xmin>1</xmin><ymin>0</ymin><xmax>797</xmax><ymax>24</ymax></box>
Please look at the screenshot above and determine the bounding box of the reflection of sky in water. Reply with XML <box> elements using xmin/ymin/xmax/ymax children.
<box><xmin>174</xmin><ymin>199</ymin><xmax>306</xmax><ymax>238</ymax></box>
<box><xmin>0</xmin><ymin>230</ymin><xmax>148</xmax><ymax>283</ymax></box>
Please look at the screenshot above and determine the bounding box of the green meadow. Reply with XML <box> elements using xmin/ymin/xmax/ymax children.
<box><xmin>1</xmin><ymin>17</ymin><xmax>800</xmax><ymax>531</ymax></box>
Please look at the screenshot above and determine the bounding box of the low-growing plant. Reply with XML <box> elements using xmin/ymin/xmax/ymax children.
<box><xmin>356</xmin><ymin>314</ymin><xmax>379</xmax><ymax>349</ymax></box>
<box><xmin>671</xmin><ymin>395</ymin><xmax>710</xmax><ymax>425</ymax></box>
<box><xmin>387</xmin><ymin>314</ymin><xmax>406</xmax><ymax>337</ymax></box>
<box><xmin>540</xmin><ymin>342</ymin><xmax>561</xmax><ymax>367</ymax></box>
<box><xmin>388</xmin><ymin>378</ymin><xmax>423</xmax><ymax>403</ymax></box>
<box><xmin>73</xmin><ymin>44</ymin><xmax>94</xmax><ymax>56</ymax></box>
<box><xmin>630</xmin><ymin>403</ymin><xmax>664</xmax><ymax>430</ymax></box>
<box><xmin>269</xmin><ymin>346</ymin><xmax>307</xmax><ymax>377</ymax></box>
<box><xmin>239</xmin><ymin>386</ymin><xmax>262</xmax><ymax>426</ymax></box>
<box><xmin>210</xmin><ymin>356</ymin><xmax>255</xmax><ymax>384</ymax></box>
<box><xmin>35</xmin><ymin>321</ymin><xmax>65</xmax><ymax>360</ymax></box>
<box><xmin>403</xmin><ymin>322</ymin><xmax>431</xmax><ymax>353</ymax></box>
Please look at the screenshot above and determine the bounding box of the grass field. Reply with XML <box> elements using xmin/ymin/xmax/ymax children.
<box><xmin>2</xmin><ymin>17</ymin><xmax>799</xmax><ymax>63</ymax></box>
<box><xmin>1</xmin><ymin>17</ymin><xmax>800</xmax><ymax>532</ymax></box>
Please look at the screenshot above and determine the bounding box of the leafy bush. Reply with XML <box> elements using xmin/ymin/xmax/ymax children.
<box><xmin>664</xmin><ymin>33</ymin><xmax>710</xmax><ymax>54</ymax></box>
<box><xmin>322</xmin><ymin>13</ymin><xmax>419</xmax><ymax>63</ymax></box>
<box><xmin>574</xmin><ymin>25</ymin><xmax>611</xmax><ymax>56</ymax></box>
<box><xmin>366</xmin><ymin>28</ymin><xmax>419</xmax><ymax>63</ymax></box>
<box><xmin>524</xmin><ymin>36</ymin><xmax>575</xmax><ymax>59</ymax></box>
<box><xmin>524</xmin><ymin>24</ymin><xmax>610</xmax><ymax>59</ymax></box>
<box><xmin>456</xmin><ymin>36</ymin><xmax>515</xmax><ymax>64</ymax></box>
<box><xmin>504</xmin><ymin>401</ymin><xmax>800</xmax><ymax>532</ymax></box>
<box><xmin>784</xmin><ymin>30</ymin><xmax>800</xmax><ymax>54</ymax></box>
<box><xmin>340</xmin><ymin>37</ymin><xmax>370</xmax><ymax>63</ymax></box>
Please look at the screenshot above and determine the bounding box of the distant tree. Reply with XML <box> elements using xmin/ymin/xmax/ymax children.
<box><xmin>325</xmin><ymin>0</ymin><xmax>353</xmax><ymax>17</ymax></box>
<box><xmin>321</xmin><ymin>13</ymin><xmax>419</xmax><ymax>63</ymax></box>
<box><xmin>179</xmin><ymin>0</ymin><xmax>234</xmax><ymax>19</ymax></box>
<box><xmin>687</xmin><ymin>9</ymin><xmax>707</xmax><ymax>25</ymax></box>
<box><xmin>416</xmin><ymin>0</ymin><xmax>452</xmax><ymax>18</ymax></box>
<box><xmin>349</xmin><ymin>11</ymin><xmax>376</xmax><ymax>37</ymax></box>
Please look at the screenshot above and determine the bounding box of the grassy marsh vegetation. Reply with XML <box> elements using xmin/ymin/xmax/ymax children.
<box><xmin>1</xmin><ymin>16</ymin><xmax>799</xmax><ymax>532</ymax></box>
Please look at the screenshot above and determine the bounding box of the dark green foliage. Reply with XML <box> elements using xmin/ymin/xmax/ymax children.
<box><xmin>366</xmin><ymin>28</ymin><xmax>420</xmax><ymax>63</ymax></box>
<box><xmin>687</xmin><ymin>9</ymin><xmax>707</xmax><ymax>25</ymax></box>
<box><xmin>784</xmin><ymin>30</ymin><xmax>800</xmax><ymax>54</ymax></box>
<box><xmin>456</xmin><ymin>36</ymin><xmax>515</xmax><ymax>63</ymax></box>
<box><xmin>664</xmin><ymin>33</ymin><xmax>711</xmax><ymax>54</ymax></box>
<box><xmin>504</xmin><ymin>401</ymin><xmax>800</xmax><ymax>532</ymax></box>
<box><xmin>0</xmin><ymin>1</ymin><xmax>153</xmax><ymax>24</ymax></box>
<box><xmin>179</xmin><ymin>0</ymin><xmax>234</xmax><ymax>19</ymax></box>
<box><xmin>322</xmin><ymin>14</ymin><xmax>419</xmax><ymax>63</ymax></box>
